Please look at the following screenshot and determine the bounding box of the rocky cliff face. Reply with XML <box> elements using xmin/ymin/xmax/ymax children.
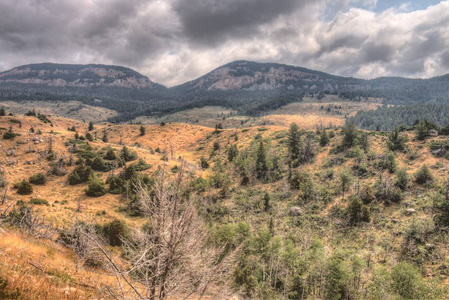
<box><xmin>173</xmin><ymin>60</ymin><xmax>366</xmax><ymax>93</ymax></box>
<box><xmin>0</xmin><ymin>63</ymin><xmax>159</xmax><ymax>89</ymax></box>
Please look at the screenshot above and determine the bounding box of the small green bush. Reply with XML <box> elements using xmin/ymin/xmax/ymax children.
<box><xmin>29</xmin><ymin>173</ymin><xmax>47</xmax><ymax>185</ymax></box>
<box><xmin>101</xmin><ymin>219</ymin><xmax>129</xmax><ymax>246</ymax></box>
<box><xmin>415</xmin><ymin>165</ymin><xmax>433</xmax><ymax>185</ymax></box>
<box><xmin>16</xmin><ymin>180</ymin><xmax>33</xmax><ymax>195</ymax></box>
<box><xmin>85</xmin><ymin>175</ymin><xmax>107</xmax><ymax>197</ymax></box>
<box><xmin>30</xmin><ymin>198</ymin><xmax>49</xmax><ymax>205</ymax></box>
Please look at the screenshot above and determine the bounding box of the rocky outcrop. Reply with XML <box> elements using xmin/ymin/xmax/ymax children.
<box><xmin>0</xmin><ymin>63</ymin><xmax>158</xmax><ymax>89</ymax></box>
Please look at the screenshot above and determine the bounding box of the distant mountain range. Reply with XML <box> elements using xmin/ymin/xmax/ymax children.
<box><xmin>0</xmin><ymin>60</ymin><xmax>448</xmax><ymax>122</ymax></box>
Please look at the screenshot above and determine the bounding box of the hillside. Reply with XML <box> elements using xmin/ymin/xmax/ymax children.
<box><xmin>1</xmin><ymin>111</ymin><xmax>449</xmax><ymax>299</ymax></box>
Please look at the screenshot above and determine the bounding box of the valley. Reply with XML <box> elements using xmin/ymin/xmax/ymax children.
<box><xmin>1</xmin><ymin>107</ymin><xmax>449</xmax><ymax>299</ymax></box>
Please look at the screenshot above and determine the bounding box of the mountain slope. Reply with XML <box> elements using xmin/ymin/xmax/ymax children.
<box><xmin>172</xmin><ymin>60</ymin><xmax>365</xmax><ymax>93</ymax></box>
<box><xmin>172</xmin><ymin>60</ymin><xmax>449</xmax><ymax>104</ymax></box>
<box><xmin>0</xmin><ymin>63</ymin><xmax>165</xmax><ymax>89</ymax></box>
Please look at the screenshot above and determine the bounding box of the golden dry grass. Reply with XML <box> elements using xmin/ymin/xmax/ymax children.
<box><xmin>0</xmin><ymin>101</ymin><xmax>117</xmax><ymax>122</ymax></box>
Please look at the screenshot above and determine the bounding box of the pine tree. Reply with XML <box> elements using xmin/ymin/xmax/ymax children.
<box><xmin>320</xmin><ymin>129</ymin><xmax>329</xmax><ymax>147</ymax></box>
<box><xmin>388</xmin><ymin>127</ymin><xmax>407</xmax><ymax>151</ymax></box>
<box><xmin>263</xmin><ymin>192</ymin><xmax>271</xmax><ymax>211</ymax></box>
<box><xmin>228</xmin><ymin>144</ymin><xmax>238</xmax><ymax>162</ymax></box>
<box><xmin>200</xmin><ymin>156</ymin><xmax>209</xmax><ymax>169</ymax></box>
<box><xmin>85</xmin><ymin>175</ymin><xmax>107</xmax><ymax>197</ymax></box>
<box><xmin>88</xmin><ymin>121</ymin><xmax>94</xmax><ymax>131</ymax></box>
<box><xmin>287</xmin><ymin>123</ymin><xmax>301</xmax><ymax>161</ymax></box>
<box><xmin>139</xmin><ymin>125</ymin><xmax>146</xmax><ymax>136</ymax></box>
<box><xmin>256</xmin><ymin>140</ymin><xmax>268</xmax><ymax>180</ymax></box>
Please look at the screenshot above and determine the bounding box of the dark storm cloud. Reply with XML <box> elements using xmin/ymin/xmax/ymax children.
<box><xmin>172</xmin><ymin>0</ymin><xmax>313</xmax><ymax>46</ymax></box>
<box><xmin>361</xmin><ymin>42</ymin><xmax>395</xmax><ymax>63</ymax></box>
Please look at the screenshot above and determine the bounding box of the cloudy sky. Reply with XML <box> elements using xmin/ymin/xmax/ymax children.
<box><xmin>0</xmin><ymin>0</ymin><xmax>448</xmax><ymax>86</ymax></box>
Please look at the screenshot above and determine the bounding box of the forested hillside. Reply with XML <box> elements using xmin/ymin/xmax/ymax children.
<box><xmin>349</xmin><ymin>103</ymin><xmax>449</xmax><ymax>131</ymax></box>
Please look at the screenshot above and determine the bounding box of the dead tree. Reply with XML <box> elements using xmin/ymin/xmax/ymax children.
<box><xmin>91</xmin><ymin>167</ymin><xmax>235</xmax><ymax>300</ymax></box>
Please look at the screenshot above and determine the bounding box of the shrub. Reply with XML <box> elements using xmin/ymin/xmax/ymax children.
<box><xmin>30</xmin><ymin>198</ymin><xmax>49</xmax><ymax>205</ymax></box>
<box><xmin>107</xmin><ymin>176</ymin><xmax>126</xmax><ymax>194</ymax></box>
<box><xmin>396</xmin><ymin>168</ymin><xmax>409</xmax><ymax>191</ymax></box>
<box><xmin>3</xmin><ymin>131</ymin><xmax>18</xmax><ymax>140</ymax></box>
<box><xmin>391</xmin><ymin>262</ymin><xmax>426</xmax><ymax>299</ymax></box>
<box><xmin>29</xmin><ymin>173</ymin><xmax>47</xmax><ymax>185</ymax></box>
<box><xmin>190</xmin><ymin>176</ymin><xmax>208</xmax><ymax>193</ymax></box>
<box><xmin>104</xmin><ymin>147</ymin><xmax>117</xmax><ymax>160</ymax></box>
<box><xmin>320</xmin><ymin>130</ymin><xmax>329</xmax><ymax>147</ymax></box>
<box><xmin>86</xmin><ymin>132</ymin><xmax>94</xmax><ymax>141</ymax></box>
<box><xmin>91</xmin><ymin>157</ymin><xmax>111</xmax><ymax>172</ymax></box>
<box><xmin>133</xmin><ymin>158</ymin><xmax>151</xmax><ymax>171</ymax></box>
<box><xmin>375</xmin><ymin>176</ymin><xmax>402</xmax><ymax>204</ymax></box>
<box><xmin>85</xmin><ymin>175</ymin><xmax>107</xmax><ymax>197</ymax></box>
<box><xmin>348</xmin><ymin>196</ymin><xmax>370</xmax><ymax>224</ymax></box>
<box><xmin>68</xmin><ymin>163</ymin><xmax>93</xmax><ymax>185</ymax></box>
<box><xmin>388</xmin><ymin>127</ymin><xmax>407</xmax><ymax>151</ymax></box>
<box><xmin>415</xmin><ymin>165</ymin><xmax>433</xmax><ymax>185</ymax></box>
<box><xmin>200</xmin><ymin>156</ymin><xmax>209</xmax><ymax>169</ymax></box>
<box><xmin>16</xmin><ymin>180</ymin><xmax>33</xmax><ymax>195</ymax></box>
<box><xmin>359</xmin><ymin>184</ymin><xmax>375</xmax><ymax>204</ymax></box>
<box><xmin>139</xmin><ymin>125</ymin><xmax>146</xmax><ymax>136</ymax></box>
<box><xmin>101</xmin><ymin>219</ymin><xmax>129</xmax><ymax>246</ymax></box>
<box><xmin>378</xmin><ymin>152</ymin><xmax>397</xmax><ymax>173</ymax></box>
<box><xmin>47</xmin><ymin>152</ymin><xmax>57</xmax><ymax>161</ymax></box>
<box><xmin>121</xmin><ymin>146</ymin><xmax>137</xmax><ymax>161</ymax></box>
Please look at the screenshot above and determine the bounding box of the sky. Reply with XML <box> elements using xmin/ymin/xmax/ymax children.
<box><xmin>0</xmin><ymin>0</ymin><xmax>448</xmax><ymax>87</ymax></box>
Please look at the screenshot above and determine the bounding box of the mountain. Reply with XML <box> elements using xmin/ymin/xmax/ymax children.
<box><xmin>0</xmin><ymin>60</ymin><xmax>448</xmax><ymax>122</ymax></box>
<box><xmin>172</xmin><ymin>60</ymin><xmax>448</xmax><ymax>103</ymax></box>
<box><xmin>172</xmin><ymin>60</ymin><xmax>365</xmax><ymax>93</ymax></box>
<box><xmin>0</xmin><ymin>63</ymin><xmax>164</xmax><ymax>89</ymax></box>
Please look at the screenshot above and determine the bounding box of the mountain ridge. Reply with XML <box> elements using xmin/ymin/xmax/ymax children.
<box><xmin>0</xmin><ymin>60</ymin><xmax>448</xmax><ymax>122</ymax></box>
<box><xmin>0</xmin><ymin>62</ymin><xmax>166</xmax><ymax>90</ymax></box>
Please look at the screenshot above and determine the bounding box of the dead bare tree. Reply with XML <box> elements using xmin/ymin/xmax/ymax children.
<box><xmin>7</xmin><ymin>205</ymin><xmax>54</xmax><ymax>239</ymax></box>
<box><xmin>60</xmin><ymin>221</ymin><xmax>105</xmax><ymax>272</ymax></box>
<box><xmin>94</xmin><ymin>167</ymin><xmax>235</xmax><ymax>300</ymax></box>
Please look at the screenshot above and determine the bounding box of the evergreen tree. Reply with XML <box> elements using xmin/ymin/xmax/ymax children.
<box><xmin>139</xmin><ymin>124</ymin><xmax>146</xmax><ymax>136</ymax></box>
<box><xmin>256</xmin><ymin>140</ymin><xmax>268</xmax><ymax>180</ymax></box>
<box><xmin>200</xmin><ymin>156</ymin><xmax>209</xmax><ymax>169</ymax></box>
<box><xmin>342</xmin><ymin>123</ymin><xmax>358</xmax><ymax>148</ymax></box>
<box><xmin>88</xmin><ymin>121</ymin><xmax>94</xmax><ymax>131</ymax></box>
<box><xmin>228</xmin><ymin>144</ymin><xmax>238</xmax><ymax>162</ymax></box>
<box><xmin>104</xmin><ymin>147</ymin><xmax>117</xmax><ymax>160</ymax></box>
<box><xmin>288</xmin><ymin>123</ymin><xmax>301</xmax><ymax>161</ymax></box>
<box><xmin>86</xmin><ymin>132</ymin><xmax>94</xmax><ymax>141</ymax></box>
<box><xmin>415</xmin><ymin>120</ymin><xmax>428</xmax><ymax>141</ymax></box>
<box><xmin>85</xmin><ymin>175</ymin><xmax>107</xmax><ymax>197</ymax></box>
<box><xmin>263</xmin><ymin>192</ymin><xmax>271</xmax><ymax>211</ymax></box>
<box><xmin>320</xmin><ymin>129</ymin><xmax>329</xmax><ymax>147</ymax></box>
<box><xmin>339</xmin><ymin>168</ymin><xmax>352</xmax><ymax>200</ymax></box>
<box><xmin>388</xmin><ymin>127</ymin><xmax>407</xmax><ymax>151</ymax></box>
<box><xmin>102</xmin><ymin>131</ymin><xmax>108</xmax><ymax>143</ymax></box>
<box><xmin>0</xmin><ymin>108</ymin><xmax>5</xmax><ymax>116</ymax></box>
<box><xmin>16</xmin><ymin>180</ymin><xmax>33</xmax><ymax>195</ymax></box>
<box><xmin>121</xmin><ymin>146</ymin><xmax>137</xmax><ymax>162</ymax></box>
